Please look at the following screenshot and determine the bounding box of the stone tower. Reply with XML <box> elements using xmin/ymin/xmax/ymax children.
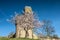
<box><xmin>15</xmin><ymin>6</ymin><xmax>38</xmax><ymax>39</ymax></box>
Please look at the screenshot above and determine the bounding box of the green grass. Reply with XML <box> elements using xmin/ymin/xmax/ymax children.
<box><xmin>0</xmin><ymin>37</ymin><xmax>38</xmax><ymax>40</ymax></box>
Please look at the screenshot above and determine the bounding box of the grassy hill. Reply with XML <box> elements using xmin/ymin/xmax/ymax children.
<box><xmin>0</xmin><ymin>37</ymin><xmax>38</xmax><ymax>40</ymax></box>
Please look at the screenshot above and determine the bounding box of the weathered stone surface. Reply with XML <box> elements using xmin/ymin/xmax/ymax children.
<box><xmin>25</xmin><ymin>6</ymin><xmax>32</xmax><ymax>13</ymax></box>
<box><xmin>33</xmin><ymin>33</ymin><xmax>38</xmax><ymax>39</ymax></box>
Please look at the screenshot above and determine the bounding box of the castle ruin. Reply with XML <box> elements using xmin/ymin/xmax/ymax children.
<box><xmin>15</xmin><ymin>6</ymin><xmax>38</xmax><ymax>39</ymax></box>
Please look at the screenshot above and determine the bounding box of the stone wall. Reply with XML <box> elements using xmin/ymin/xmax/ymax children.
<box><xmin>39</xmin><ymin>38</ymin><xmax>60</xmax><ymax>40</ymax></box>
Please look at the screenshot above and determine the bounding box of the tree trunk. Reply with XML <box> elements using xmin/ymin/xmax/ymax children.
<box><xmin>25</xmin><ymin>30</ymin><xmax>29</xmax><ymax>38</ymax></box>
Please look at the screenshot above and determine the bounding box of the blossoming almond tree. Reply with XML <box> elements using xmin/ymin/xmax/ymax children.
<box><xmin>7</xmin><ymin>6</ymin><xmax>43</xmax><ymax>39</ymax></box>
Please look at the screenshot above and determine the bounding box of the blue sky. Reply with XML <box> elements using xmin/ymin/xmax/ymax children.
<box><xmin>0</xmin><ymin>0</ymin><xmax>60</xmax><ymax>37</ymax></box>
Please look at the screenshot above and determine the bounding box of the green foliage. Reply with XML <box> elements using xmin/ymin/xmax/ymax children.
<box><xmin>52</xmin><ymin>34</ymin><xmax>59</xmax><ymax>38</ymax></box>
<box><xmin>0</xmin><ymin>37</ymin><xmax>38</xmax><ymax>40</ymax></box>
